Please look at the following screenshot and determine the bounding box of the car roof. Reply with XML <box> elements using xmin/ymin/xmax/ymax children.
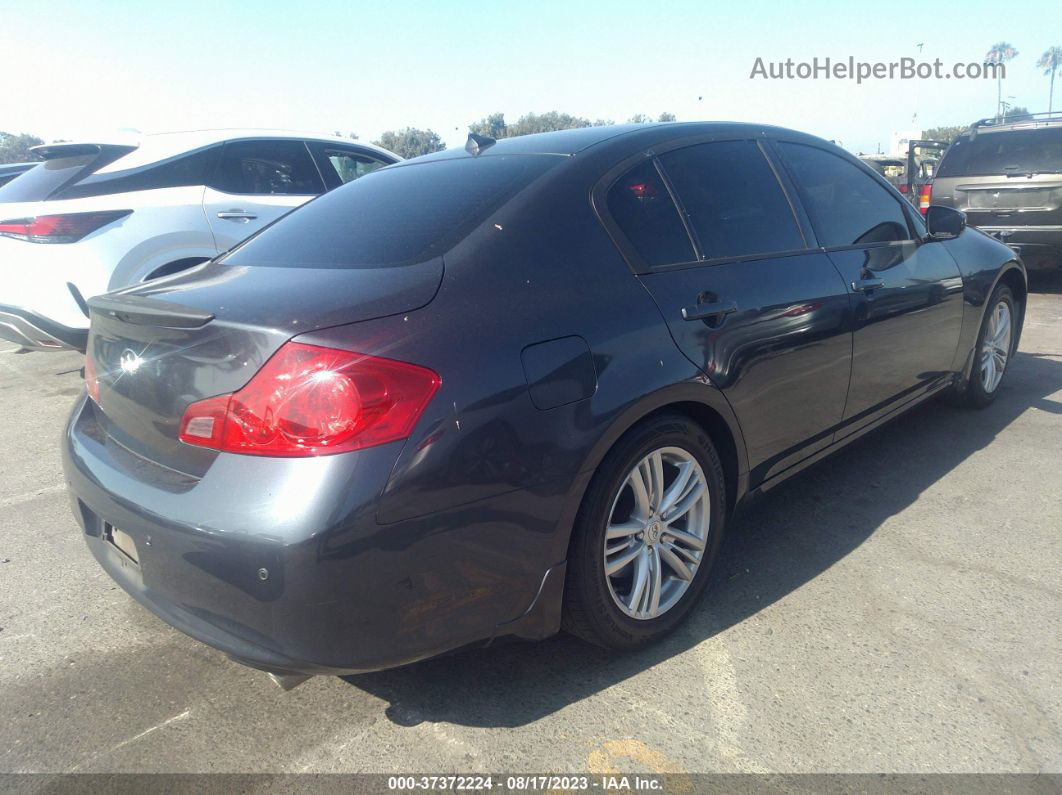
<box><xmin>33</xmin><ymin>129</ymin><xmax>399</xmax><ymax>174</ymax></box>
<box><xmin>968</xmin><ymin>122</ymin><xmax>1062</xmax><ymax>135</ymax></box>
<box><xmin>965</xmin><ymin>112</ymin><xmax>1062</xmax><ymax>136</ymax></box>
<box><xmin>403</xmin><ymin>121</ymin><xmax>831</xmax><ymax>166</ymax></box>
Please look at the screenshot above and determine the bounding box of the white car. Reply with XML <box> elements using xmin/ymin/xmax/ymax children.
<box><xmin>0</xmin><ymin>129</ymin><xmax>399</xmax><ymax>351</ymax></box>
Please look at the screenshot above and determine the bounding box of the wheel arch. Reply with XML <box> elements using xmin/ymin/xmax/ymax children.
<box><xmin>960</xmin><ymin>260</ymin><xmax>1028</xmax><ymax>382</ymax></box>
<box><xmin>495</xmin><ymin>384</ymin><xmax>750</xmax><ymax>644</ymax></box>
<box><xmin>637</xmin><ymin>401</ymin><xmax>742</xmax><ymax>518</ymax></box>
<box><xmin>143</xmin><ymin>256</ymin><xmax>211</xmax><ymax>281</ymax></box>
<box><xmin>555</xmin><ymin>382</ymin><xmax>750</xmax><ymax>566</ymax></box>
<box><xmin>995</xmin><ymin>262</ymin><xmax>1028</xmax><ymax>348</ymax></box>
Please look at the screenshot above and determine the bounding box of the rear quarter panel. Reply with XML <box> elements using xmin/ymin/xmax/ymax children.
<box><xmin>103</xmin><ymin>186</ymin><xmax>217</xmax><ymax>288</ymax></box>
<box><xmin>296</xmin><ymin>163</ymin><xmax>746</xmax><ymax>628</ymax></box>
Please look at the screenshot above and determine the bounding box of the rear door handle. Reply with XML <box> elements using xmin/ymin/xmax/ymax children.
<box><xmin>681</xmin><ymin>300</ymin><xmax>738</xmax><ymax>321</ymax></box>
<box><xmin>851</xmin><ymin>277</ymin><xmax>885</xmax><ymax>293</ymax></box>
<box><xmin>216</xmin><ymin>210</ymin><xmax>258</xmax><ymax>221</ymax></box>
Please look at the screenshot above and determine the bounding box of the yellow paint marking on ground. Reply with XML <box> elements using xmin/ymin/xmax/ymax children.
<box><xmin>586</xmin><ymin>739</ymin><xmax>693</xmax><ymax>792</ymax></box>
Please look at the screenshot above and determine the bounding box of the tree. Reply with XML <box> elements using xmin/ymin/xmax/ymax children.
<box><xmin>468</xmin><ymin>112</ymin><xmax>507</xmax><ymax>139</ymax></box>
<box><xmin>1004</xmin><ymin>105</ymin><xmax>1032</xmax><ymax>121</ymax></box>
<box><xmin>985</xmin><ymin>41</ymin><xmax>1019</xmax><ymax>119</ymax></box>
<box><xmin>468</xmin><ymin>111</ymin><xmax>615</xmax><ymax>139</ymax></box>
<box><xmin>505</xmin><ymin>111</ymin><xmax>593</xmax><ymax>137</ymax></box>
<box><xmin>0</xmin><ymin>132</ymin><xmax>44</xmax><ymax>164</ymax></box>
<box><xmin>373</xmin><ymin>127</ymin><xmax>445</xmax><ymax>159</ymax></box>
<box><xmin>334</xmin><ymin>131</ymin><xmax>360</xmax><ymax>140</ymax></box>
<box><xmin>1037</xmin><ymin>46</ymin><xmax>1062</xmax><ymax>113</ymax></box>
<box><xmin>922</xmin><ymin>125</ymin><xmax>966</xmax><ymax>144</ymax></box>
<box><xmin>627</xmin><ymin>112</ymin><xmax>676</xmax><ymax>123</ymax></box>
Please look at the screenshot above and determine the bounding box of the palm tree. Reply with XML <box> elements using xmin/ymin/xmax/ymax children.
<box><xmin>985</xmin><ymin>42</ymin><xmax>1020</xmax><ymax>118</ymax></box>
<box><xmin>1037</xmin><ymin>46</ymin><xmax>1062</xmax><ymax>113</ymax></box>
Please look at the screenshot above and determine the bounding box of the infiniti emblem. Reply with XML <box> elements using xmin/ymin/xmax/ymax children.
<box><xmin>119</xmin><ymin>348</ymin><xmax>144</xmax><ymax>374</ymax></box>
<box><xmin>646</xmin><ymin>521</ymin><xmax>662</xmax><ymax>544</ymax></box>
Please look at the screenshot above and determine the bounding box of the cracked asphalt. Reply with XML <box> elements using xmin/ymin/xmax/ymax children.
<box><xmin>0</xmin><ymin>279</ymin><xmax>1059</xmax><ymax>775</ymax></box>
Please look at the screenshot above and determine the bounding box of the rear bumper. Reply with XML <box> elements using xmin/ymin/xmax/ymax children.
<box><xmin>0</xmin><ymin>303</ymin><xmax>87</xmax><ymax>351</ymax></box>
<box><xmin>976</xmin><ymin>226</ymin><xmax>1062</xmax><ymax>269</ymax></box>
<box><xmin>61</xmin><ymin>396</ymin><xmax>560</xmax><ymax>675</ymax></box>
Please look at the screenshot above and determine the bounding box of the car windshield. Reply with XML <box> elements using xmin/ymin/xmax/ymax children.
<box><xmin>221</xmin><ymin>154</ymin><xmax>562</xmax><ymax>269</ymax></box>
<box><xmin>937</xmin><ymin>127</ymin><xmax>1062</xmax><ymax>177</ymax></box>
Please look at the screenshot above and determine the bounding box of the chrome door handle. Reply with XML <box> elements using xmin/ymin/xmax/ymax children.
<box><xmin>216</xmin><ymin>210</ymin><xmax>258</xmax><ymax>221</ymax></box>
<box><xmin>681</xmin><ymin>300</ymin><xmax>738</xmax><ymax>321</ymax></box>
<box><xmin>852</xmin><ymin>278</ymin><xmax>885</xmax><ymax>293</ymax></box>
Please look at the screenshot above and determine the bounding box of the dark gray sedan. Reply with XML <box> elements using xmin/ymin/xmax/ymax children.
<box><xmin>63</xmin><ymin>122</ymin><xmax>1026</xmax><ymax>685</ymax></box>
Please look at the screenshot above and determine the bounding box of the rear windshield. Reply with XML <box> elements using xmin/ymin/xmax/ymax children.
<box><xmin>937</xmin><ymin>127</ymin><xmax>1062</xmax><ymax>177</ymax></box>
<box><xmin>0</xmin><ymin>145</ymin><xmax>132</xmax><ymax>202</ymax></box>
<box><xmin>221</xmin><ymin>154</ymin><xmax>562</xmax><ymax>269</ymax></box>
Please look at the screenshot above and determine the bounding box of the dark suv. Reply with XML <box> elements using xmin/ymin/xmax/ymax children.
<box><xmin>929</xmin><ymin>112</ymin><xmax>1062</xmax><ymax>271</ymax></box>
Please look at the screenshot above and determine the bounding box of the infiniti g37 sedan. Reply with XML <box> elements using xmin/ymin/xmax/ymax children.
<box><xmin>63</xmin><ymin>122</ymin><xmax>1026</xmax><ymax>682</ymax></box>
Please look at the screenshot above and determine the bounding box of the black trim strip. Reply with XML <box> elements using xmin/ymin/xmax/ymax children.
<box><xmin>748</xmin><ymin>374</ymin><xmax>954</xmax><ymax>488</ymax></box>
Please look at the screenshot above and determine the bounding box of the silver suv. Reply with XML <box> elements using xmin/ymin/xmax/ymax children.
<box><xmin>928</xmin><ymin>112</ymin><xmax>1062</xmax><ymax>271</ymax></box>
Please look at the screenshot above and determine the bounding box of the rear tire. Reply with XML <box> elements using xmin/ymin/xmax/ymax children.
<box><xmin>562</xmin><ymin>414</ymin><xmax>726</xmax><ymax>649</ymax></box>
<box><xmin>955</xmin><ymin>284</ymin><xmax>1017</xmax><ymax>409</ymax></box>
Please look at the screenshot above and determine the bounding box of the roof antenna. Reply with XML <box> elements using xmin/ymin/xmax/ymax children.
<box><xmin>465</xmin><ymin>132</ymin><xmax>496</xmax><ymax>156</ymax></box>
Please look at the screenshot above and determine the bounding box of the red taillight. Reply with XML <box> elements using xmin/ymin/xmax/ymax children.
<box><xmin>899</xmin><ymin>183</ymin><xmax>909</xmax><ymax>194</ymax></box>
<box><xmin>0</xmin><ymin>210</ymin><xmax>131</xmax><ymax>243</ymax></box>
<box><xmin>179</xmin><ymin>342</ymin><xmax>441</xmax><ymax>457</ymax></box>
<box><xmin>84</xmin><ymin>336</ymin><xmax>100</xmax><ymax>403</ymax></box>
<box><xmin>919</xmin><ymin>184</ymin><xmax>932</xmax><ymax>216</ymax></box>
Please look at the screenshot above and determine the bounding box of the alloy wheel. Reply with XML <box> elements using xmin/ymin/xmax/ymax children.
<box><xmin>602</xmin><ymin>446</ymin><xmax>711</xmax><ymax>620</ymax></box>
<box><xmin>980</xmin><ymin>300</ymin><xmax>1013</xmax><ymax>394</ymax></box>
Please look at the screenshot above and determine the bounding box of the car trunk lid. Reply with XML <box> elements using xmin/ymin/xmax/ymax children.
<box><xmin>86</xmin><ymin>258</ymin><xmax>443</xmax><ymax>476</ymax></box>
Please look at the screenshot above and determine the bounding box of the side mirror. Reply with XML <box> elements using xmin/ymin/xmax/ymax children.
<box><xmin>925</xmin><ymin>205</ymin><xmax>966</xmax><ymax>240</ymax></box>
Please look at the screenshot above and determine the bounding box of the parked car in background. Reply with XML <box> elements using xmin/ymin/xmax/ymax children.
<box><xmin>64</xmin><ymin>122</ymin><xmax>1026</xmax><ymax>684</ymax></box>
<box><xmin>0</xmin><ymin>162</ymin><xmax>38</xmax><ymax>188</ymax></box>
<box><xmin>859</xmin><ymin>154</ymin><xmax>907</xmax><ymax>188</ymax></box>
<box><xmin>860</xmin><ymin>139</ymin><xmax>947</xmax><ymax>207</ymax></box>
<box><xmin>927</xmin><ymin>112</ymin><xmax>1062</xmax><ymax>270</ymax></box>
<box><xmin>904</xmin><ymin>139</ymin><xmax>946</xmax><ymax>204</ymax></box>
<box><xmin>0</xmin><ymin>130</ymin><xmax>399</xmax><ymax>351</ymax></box>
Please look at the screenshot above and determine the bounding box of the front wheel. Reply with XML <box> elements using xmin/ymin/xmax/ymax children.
<box><xmin>562</xmin><ymin>414</ymin><xmax>726</xmax><ymax>649</ymax></box>
<box><xmin>957</xmin><ymin>284</ymin><xmax>1018</xmax><ymax>408</ymax></box>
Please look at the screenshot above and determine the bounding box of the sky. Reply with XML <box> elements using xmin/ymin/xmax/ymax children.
<box><xmin>2</xmin><ymin>0</ymin><xmax>1059</xmax><ymax>155</ymax></box>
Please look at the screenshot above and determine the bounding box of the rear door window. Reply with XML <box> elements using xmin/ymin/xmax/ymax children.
<box><xmin>936</xmin><ymin>128</ymin><xmax>1062</xmax><ymax>177</ymax></box>
<box><xmin>659</xmin><ymin>141</ymin><xmax>804</xmax><ymax>259</ymax></box>
<box><xmin>605</xmin><ymin>159</ymin><xmax>695</xmax><ymax>267</ymax></box>
<box><xmin>308</xmin><ymin>143</ymin><xmax>393</xmax><ymax>189</ymax></box>
<box><xmin>221</xmin><ymin>154</ymin><xmax>561</xmax><ymax>269</ymax></box>
<box><xmin>210</xmin><ymin>139</ymin><xmax>324</xmax><ymax>196</ymax></box>
<box><xmin>778</xmin><ymin>142</ymin><xmax>912</xmax><ymax>248</ymax></box>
